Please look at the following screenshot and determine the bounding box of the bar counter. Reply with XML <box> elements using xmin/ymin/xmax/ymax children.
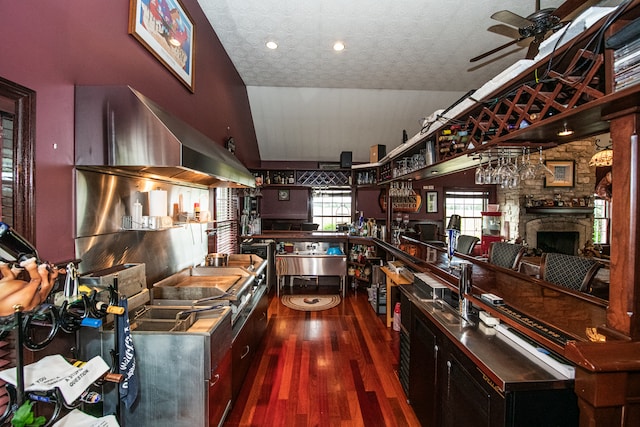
<box><xmin>384</xmin><ymin>236</ymin><xmax>608</xmax><ymax>357</ymax></box>
<box><xmin>243</xmin><ymin>231</ymin><xmax>351</xmax><ymax>243</ymax></box>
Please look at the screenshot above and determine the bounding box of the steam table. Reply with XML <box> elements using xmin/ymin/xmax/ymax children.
<box><xmin>275</xmin><ymin>253</ymin><xmax>347</xmax><ymax>298</ymax></box>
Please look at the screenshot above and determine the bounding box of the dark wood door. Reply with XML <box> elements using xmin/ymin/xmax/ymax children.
<box><xmin>410</xmin><ymin>310</ymin><xmax>439</xmax><ymax>426</ymax></box>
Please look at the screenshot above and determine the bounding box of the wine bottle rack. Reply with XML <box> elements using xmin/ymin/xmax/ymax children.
<box><xmin>296</xmin><ymin>170</ymin><xmax>350</xmax><ymax>186</ymax></box>
<box><xmin>437</xmin><ymin>48</ymin><xmax>605</xmax><ymax>160</ymax></box>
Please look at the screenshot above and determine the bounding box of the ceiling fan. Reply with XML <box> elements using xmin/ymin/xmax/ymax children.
<box><xmin>470</xmin><ymin>1</ymin><xmax>583</xmax><ymax>63</ymax></box>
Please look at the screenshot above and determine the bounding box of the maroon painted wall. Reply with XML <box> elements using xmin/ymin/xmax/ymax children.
<box><xmin>255</xmin><ymin>160</ymin><xmax>495</xmax><ymax>227</ymax></box>
<box><xmin>261</xmin><ymin>188</ymin><xmax>310</xmax><ymax>220</ymax></box>
<box><xmin>0</xmin><ymin>0</ymin><xmax>260</xmax><ymax>261</ymax></box>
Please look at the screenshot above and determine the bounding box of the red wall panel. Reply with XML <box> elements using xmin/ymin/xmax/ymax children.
<box><xmin>0</xmin><ymin>0</ymin><xmax>260</xmax><ymax>261</ymax></box>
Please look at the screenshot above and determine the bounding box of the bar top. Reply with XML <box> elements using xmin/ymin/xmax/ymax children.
<box><xmin>243</xmin><ymin>231</ymin><xmax>351</xmax><ymax>241</ymax></box>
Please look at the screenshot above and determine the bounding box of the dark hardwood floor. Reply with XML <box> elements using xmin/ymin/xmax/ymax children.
<box><xmin>224</xmin><ymin>282</ymin><xmax>420</xmax><ymax>426</ymax></box>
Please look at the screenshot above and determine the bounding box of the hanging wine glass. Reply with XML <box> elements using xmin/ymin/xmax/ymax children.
<box><xmin>491</xmin><ymin>153</ymin><xmax>503</xmax><ymax>184</ymax></box>
<box><xmin>506</xmin><ymin>153</ymin><xmax>520</xmax><ymax>189</ymax></box>
<box><xmin>475</xmin><ymin>155</ymin><xmax>484</xmax><ymax>184</ymax></box>
<box><xmin>534</xmin><ymin>146</ymin><xmax>555</xmax><ymax>181</ymax></box>
<box><xmin>519</xmin><ymin>147</ymin><xmax>536</xmax><ymax>180</ymax></box>
<box><xmin>483</xmin><ymin>153</ymin><xmax>494</xmax><ymax>184</ymax></box>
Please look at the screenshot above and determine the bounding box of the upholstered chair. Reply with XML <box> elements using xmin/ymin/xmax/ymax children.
<box><xmin>415</xmin><ymin>223</ymin><xmax>445</xmax><ymax>247</ymax></box>
<box><xmin>539</xmin><ymin>252</ymin><xmax>602</xmax><ymax>292</ymax></box>
<box><xmin>488</xmin><ymin>242</ymin><xmax>525</xmax><ymax>270</ymax></box>
<box><xmin>455</xmin><ymin>235</ymin><xmax>480</xmax><ymax>255</ymax></box>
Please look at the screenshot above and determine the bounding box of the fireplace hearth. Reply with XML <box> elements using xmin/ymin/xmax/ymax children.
<box><xmin>537</xmin><ymin>231</ymin><xmax>579</xmax><ymax>255</ymax></box>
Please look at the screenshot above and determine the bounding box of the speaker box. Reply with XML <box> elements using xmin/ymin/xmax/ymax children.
<box><xmin>370</xmin><ymin>145</ymin><xmax>386</xmax><ymax>163</ymax></box>
<box><xmin>340</xmin><ymin>151</ymin><xmax>352</xmax><ymax>168</ymax></box>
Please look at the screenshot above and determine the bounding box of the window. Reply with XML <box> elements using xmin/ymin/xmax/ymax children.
<box><xmin>444</xmin><ymin>190</ymin><xmax>489</xmax><ymax>237</ymax></box>
<box><xmin>311</xmin><ymin>188</ymin><xmax>352</xmax><ymax>231</ymax></box>
<box><xmin>593</xmin><ymin>198</ymin><xmax>610</xmax><ymax>244</ymax></box>
<box><xmin>215</xmin><ymin>188</ymin><xmax>239</xmax><ymax>254</ymax></box>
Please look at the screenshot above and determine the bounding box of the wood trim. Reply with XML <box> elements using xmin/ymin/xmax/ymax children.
<box><xmin>0</xmin><ymin>76</ymin><xmax>36</xmax><ymax>244</ymax></box>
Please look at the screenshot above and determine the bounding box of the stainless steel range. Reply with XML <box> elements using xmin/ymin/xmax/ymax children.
<box><xmin>78</xmin><ymin>264</ymin><xmax>233</xmax><ymax>427</ymax></box>
<box><xmin>152</xmin><ymin>254</ymin><xmax>267</xmax><ymax>336</ymax></box>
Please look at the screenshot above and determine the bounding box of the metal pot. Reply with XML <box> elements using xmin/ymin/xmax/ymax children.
<box><xmin>206</xmin><ymin>253</ymin><xmax>228</xmax><ymax>267</ymax></box>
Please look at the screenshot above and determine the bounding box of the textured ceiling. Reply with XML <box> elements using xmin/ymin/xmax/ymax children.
<box><xmin>196</xmin><ymin>0</ymin><xmax>580</xmax><ymax>163</ymax></box>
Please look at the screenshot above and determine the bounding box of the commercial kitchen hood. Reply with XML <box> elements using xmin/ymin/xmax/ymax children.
<box><xmin>75</xmin><ymin>85</ymin><xmax>255</xmax><ymax>188</ymax></box>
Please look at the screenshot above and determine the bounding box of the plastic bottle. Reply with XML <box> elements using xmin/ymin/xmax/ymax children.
<box><xmin>133</xmin><ymin>199</ymin><xmax>143</xmax><ymax>228</ymax></box>
<box><xmin>393</xmin><ymin>302</ymin><xmax>401</xmax><ymax>331</ymax></box>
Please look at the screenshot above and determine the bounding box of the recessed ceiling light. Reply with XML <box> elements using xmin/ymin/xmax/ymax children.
<box><xmin>333</xmin><ymin>41</ymin><xmax>345</xmax><ymax>51</ymax></box>
<box><xmin>266</xmin><ymin>41</ymin><xmax>278</xmax><ymax>50</ymax></box>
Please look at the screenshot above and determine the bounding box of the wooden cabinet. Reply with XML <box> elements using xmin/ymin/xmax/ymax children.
<box><xmin>409</xmin><ymin>309</ymin><xmax>439</xmax><ymax>426</ymax></box>
<box><xmin>402</xmin><ymin>285</ymin><xmax>579</xmax><ymax>427</ymax></box>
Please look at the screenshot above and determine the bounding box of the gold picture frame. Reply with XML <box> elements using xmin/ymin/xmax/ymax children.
<box><xmin>129</xmin><ymin>0</ymin><xmax>195</xmax><ymax>92</ymax></box>
<box><xmin>545</xmin><ymin>160</ymin><xmax>575</xmax><ymax>187</ymax></box>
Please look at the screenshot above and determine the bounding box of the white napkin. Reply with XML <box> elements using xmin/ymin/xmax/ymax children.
<box><xmin>0</xmin><ymin>354</ymin><xmax>109</xmax><ymax>405</ymax></box>
<box><xmin>53</xmin><ymin>409</ymin><xmax>119</xmax><ymax>427</ymax></box>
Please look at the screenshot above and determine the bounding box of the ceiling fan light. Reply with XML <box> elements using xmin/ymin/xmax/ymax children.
<box><xmin>589</xmin><ymin>149</ymin><xmax>613</xmax><ymax>167</ymax></box>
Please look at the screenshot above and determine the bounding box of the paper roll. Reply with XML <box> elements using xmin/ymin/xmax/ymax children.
<box><xmin>148</xmin><ymin>190</ymin><xmax>167</xmax><ymax>217</ymax></box>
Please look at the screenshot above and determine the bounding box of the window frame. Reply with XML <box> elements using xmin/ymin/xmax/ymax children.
<box><xmin>443</xmin><ymin>189</ymin><xmax>490</xmax><ymax>238</ymax></box>
<box><xmin>310</xmin><ymin>187</ymin><xmax>352</xmax><ymax>232</ymax></box>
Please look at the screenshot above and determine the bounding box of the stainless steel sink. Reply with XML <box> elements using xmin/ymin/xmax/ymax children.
<box><xmin>418</xmin><ymin>298</ymin><xmax>466</xmax><ymax>326</ymax></box>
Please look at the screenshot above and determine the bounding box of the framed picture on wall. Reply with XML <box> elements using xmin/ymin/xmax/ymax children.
<box><xmin>129</xmin><ymin>0</ymin><xmax>195</xmax><ymax>92</ymax></box>
<box><xmin>426</xmin><ymin>191</ymin><xmax>438</xmax><ymax>213</ymax></box>
<box><xmin>545</xmin><ymin>160</ymin><xmax>575</xmax><ymax>187</ymax></box>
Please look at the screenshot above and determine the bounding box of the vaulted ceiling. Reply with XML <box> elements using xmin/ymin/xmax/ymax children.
<box><xmin>197</xmin><ymin>0</ymin><xmax>605</xmax><ymax>163</ymax></box>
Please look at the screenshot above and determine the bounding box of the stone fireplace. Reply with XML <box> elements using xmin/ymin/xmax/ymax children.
<box><xmin>497</xmin><ymin>139</ymin><xmax>598</xmax><ymax>251</ymax></box>
<box><xmin>524</xmin><ymin>217</ymin><xmax>592</xmax><ymax>254</ymax></box>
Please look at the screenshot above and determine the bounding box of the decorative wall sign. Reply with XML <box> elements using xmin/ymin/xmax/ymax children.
<box><xmin>426</xmin><ymin>191</ymin><xmax>438</xmax><ymax>213</ymax></box>
<box><xmin>545</xmin><ymin>160</ymin><xmax>575</xmax><ymax>187</ymax></box>
<box><xmin>378</xmin><ymin>190</ymin><xmax>422</xmax><ymax>213</ymax></box>
<box><xmin>129</xmin><ymin>0</ymin><xmax>195</xmax><ymax>92</ymax></box>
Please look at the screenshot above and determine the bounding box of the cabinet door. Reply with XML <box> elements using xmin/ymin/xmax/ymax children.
<box><xmin>232</xmin><ymin>317</ymin><xmax>255</xmax><ymax>400</ymax></box>
<box><xmin>253</xmin><ymin>290</ymin><xmax>269</xmax><ymax>345</ymax></box>
<box><xmin>441</xmin><ymin>352</ymin><xmax>501</xmax><ymax>427</ymax></box>
<box><xmin>410</xmin><ymin>311</ymin><xmax>439</xmax><ymax>426</ymax></box>
<box><xmin>209</xmin><ymin>351</ymin><xmax>232</xmax><ymax>426</ymax></box>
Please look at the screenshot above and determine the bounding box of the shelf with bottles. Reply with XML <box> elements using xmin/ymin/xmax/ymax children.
<box><xmin>354</xmin><ymin>168</ymin><xmax>377</xmax><ymax>186</ymax></box>
<box><xmin>377</xmin><ymin>139</ymin><xmax>436</xmax><ymax>183</ymax></box>
<box><xmin>252</xmin><ymin>169</ymin><xmax>351</xmax><ymax>187</ymax></box>
<box><xmin>372</xmin><ymin>23</ymin><xmax>614</xmax><ymax>185</ymax></box>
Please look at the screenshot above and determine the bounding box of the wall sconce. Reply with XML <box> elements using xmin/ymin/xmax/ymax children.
<box><xmin>589</xmin><ymin>139</ymin><xmax>613</xmax><ymax>167</ymax></box>
<box><xmin>557</xmin><ymin>123</ymin><xmax>574</xmax><ymax>137</ymax></box>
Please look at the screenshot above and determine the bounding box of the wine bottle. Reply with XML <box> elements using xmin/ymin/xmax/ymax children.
<box><xmin>0</xmin><ymin>222</ymin><xmax>39</xmax><ymax>264</ymax></box>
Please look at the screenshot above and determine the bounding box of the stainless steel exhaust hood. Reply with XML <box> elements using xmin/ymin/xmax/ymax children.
<box><xmin>75</xmin><ymin>85</ymin><xmax>255</xmax><ymax>188</ymax></box>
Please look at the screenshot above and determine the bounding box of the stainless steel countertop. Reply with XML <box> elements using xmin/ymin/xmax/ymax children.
<box><xmin>402</xmin><ymin>284</ymin><xmax>574</xmax><ymax>392</ymax></box>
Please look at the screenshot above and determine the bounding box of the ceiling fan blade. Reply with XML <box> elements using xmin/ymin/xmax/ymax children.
<box><xmin>488</xmin><ymin>24</ymin><xmax>523</xmax><ymax>40</ymax></box>
<box><xmin>491</xmin><ymin>10</ymin><xmax>533</xmax><ymax>28</ymax></box>
<box><xmin>470</xmin><ymin>38</ymin><xmax>525</xmax><ymax>63</ymax></box>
